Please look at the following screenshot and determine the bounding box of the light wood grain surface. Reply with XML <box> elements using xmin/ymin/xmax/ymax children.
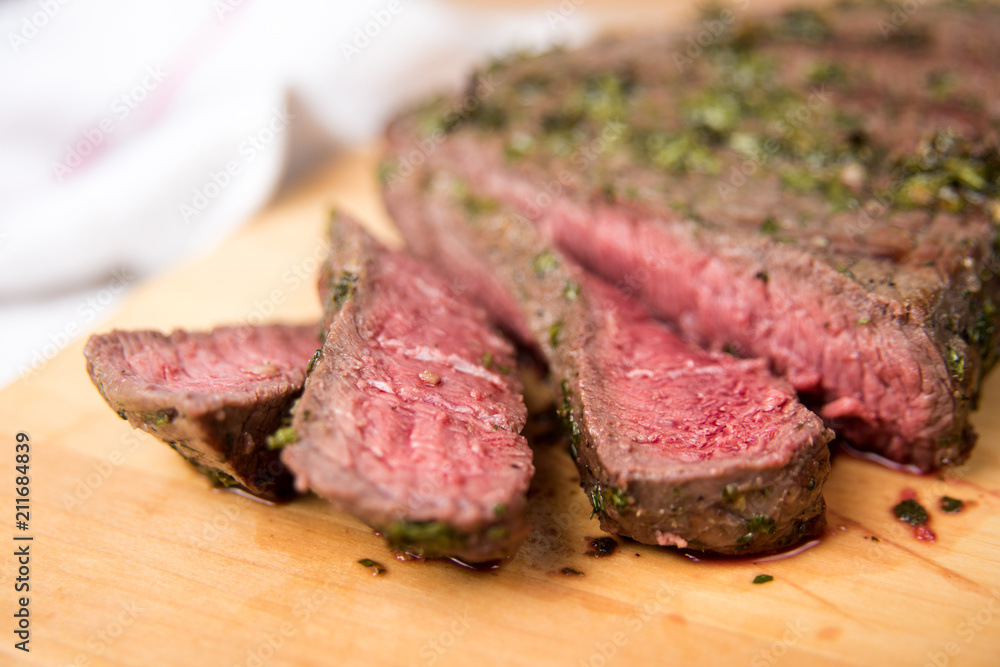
<box><xmin>3</xmin><ymin>3</ymin><xmax>1000</xmax><ymax>666</ymax></box>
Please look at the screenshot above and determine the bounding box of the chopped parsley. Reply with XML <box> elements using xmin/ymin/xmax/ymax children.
<box><xmin>386</xmin><ymin>520</ymin><xmax>460</xmax><ymax>555</ymax></box>
<box><xmin>588</xmin><ymin>483</ymin><xmax>629</xmax><ymax>518</ymax></box>
<box><xmin>893</xmin><ymin>499</ymin><xmax>929</xmax><ymax>526</ymax></box>
<box><xmin>357</xmin><ymin>558</ymin><xmax>387</xmax><ymax>576</ymax></box>
<box><xmin>760</xmin><ymin>217</ymin><xmax>779</xmax><ymax>235</ymax></box>
<box><xmin>548</xmin><ymin>320</ymin><xmax>564</xmax><ymax>348</ymax></box>
<box><xmin>737</xmin><ymin>515</ymin><xmax>777</xmax><ymax>547</ymax></box>
<box><xmin>562</xmin><ymin>281</ymin><xmax>581</xmax><ymax>301</ymax></box>
<box><xmin>585</xmin><ymin>536</ymin><xmax>619</xmax><ymax>558</ymax></box>
<box><xmin>532</xmin><ymin>250</ymin><xmax>560</xmax><ymax>277</ymax></box>
<box><xmin>266</xmin><ymin>426</ymin><xmax>298</xmax><ymax>450</ymax></box>
<box><xmin>946</xmin><ymin>346</ymin><xmax>966</xmax><ymax>383</ymax></box>
<box><xmin>331</xmin><ymin>271</ymin><xmax>359</xmax><ymax>312</ymax></box>
<box><xmin>306</xmin><ymin>348</ymin><xmax>322</xmax><ymax>374</ymax></box>
<box><xmin>940</xmin><ymin>496</ymin><xmax>964</xmax><ymax>513</ymax></box>
<box><xmin>777</xmin><ymin>8</ymin><xmax>831</xmax><ymax>43</ymax></box>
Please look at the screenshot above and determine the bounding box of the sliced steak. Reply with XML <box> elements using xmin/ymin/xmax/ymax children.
<box><xmin>84</xmin><ymin>324</ymin><xmax>319</xmax><ymax>501</ymax></box>
<box><xmin>386</xmin><ymin>169</ymin><xmax>832</xmax><ymax>555</ymax></box>
<box><xmin>280</xmin><ymin>215</ymin><xmax>533</xmax><ymax>562</ymax></box>
<box><xmin>383</xmin><ymin>2</ymin><xmax>1000</xmax><ymax>470</ymax></box>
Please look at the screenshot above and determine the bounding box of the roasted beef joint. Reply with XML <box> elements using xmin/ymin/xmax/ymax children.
<box><xmin>383</xmin><ymin>2</ymin><xmax>1000</xmax><ymax>470</ymax></box>
<box><xmin>386</xmin><ymin>168</ymin><xmax>833</xmax><ymax>555</ymax></box>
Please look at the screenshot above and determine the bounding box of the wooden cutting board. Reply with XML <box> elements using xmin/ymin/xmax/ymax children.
<box><xmin>2</xmin><ymin>144</ymin><xmax>999</xmax><ymax>667</ymax></box>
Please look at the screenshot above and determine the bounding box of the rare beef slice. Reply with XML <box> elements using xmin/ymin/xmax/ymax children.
<box><xmin>386</xmin><ymin>168</ymin><xmax>833</xmax><ymax>555</ymax></box>
<box><xmin>383</xmin><ymin>2</ymin><xmax>1000</xmax><ymax>470</ymax></box>
<box><xmin>280</xmin><ymin>215</ymin><xmax>533</xmax><ymax>562</ymax></box>
<box><xmin>84</xmin><ymin>324</ymin><xmax>319</xmax><ymax>501</ymax></box>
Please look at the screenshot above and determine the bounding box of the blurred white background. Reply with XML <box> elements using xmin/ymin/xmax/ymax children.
<box><xmin>0</xmin><ymin>0</ymin><xmax>595</xmax><ymax>388</ymax></box>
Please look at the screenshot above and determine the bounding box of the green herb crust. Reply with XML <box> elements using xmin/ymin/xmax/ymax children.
<box><xmin>383</xmin><ymin>0</ymin><xmax>1000</xmax><ymax>470</ymax></box>
<box><xmin>380</xmin><ymin>519</ymin><xmax>518</xmax><ymax>560</ymax></box>
<box><xmin>894</xmin><ymin>498</ymin><xmax>930</xmax><ymax>526</ymax></box>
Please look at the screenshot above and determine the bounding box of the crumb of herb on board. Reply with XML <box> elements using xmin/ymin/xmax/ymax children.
<box><xmin>584</xmin><ymin>536</ymin><xmax>618</xmax><ymax>557</ymax></box>
<box><xmin>894</xmin><ymin>491</ymin><xmax>935</xmax><ymax>541</ymax></box>
<box><xmin>358</xmin><ymin>558</ymin><xmax>387</xmax><ymax>576</ymax></box>
<box><xmin>561</xmin><ymin>567</ymin><xmax>585</xmax><ymax>577</ymax></box>
<box><xmin>753</xmin><ymin>574</ymin><xmax>774</xmax><ymax>584</ymax></box>
<box><xmin>894</xmin><ymin>499</ymin><xmax>928</xmax><ymax>526</ymax></box>
<box><xmin>940</xmin><ymin>496</ymin><xmax>964</xmax><ymax>513</ymax></box>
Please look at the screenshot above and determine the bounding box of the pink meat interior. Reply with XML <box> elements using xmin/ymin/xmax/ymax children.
<box><xmin>584</xmin><ymin>276</ymin><xmax>818</xmax><ymax>471</ymax></box>
<box><xmin>288</xmin><ymin>249</ymin><xmax>532</xmax><ymax>525</ymax></box>
<box><xmin>119</xmin><ymin>325</ymin><xmax>319</xmax><ymax>394</ymax></box>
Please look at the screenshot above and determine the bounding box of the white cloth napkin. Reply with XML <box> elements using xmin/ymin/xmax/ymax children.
<box><xmin>0</xmin><ymin>0</ymin><xmax>592</xmax><ymax>388</ymax></box>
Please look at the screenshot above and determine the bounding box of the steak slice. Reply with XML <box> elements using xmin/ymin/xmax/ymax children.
<box><xmin>280</xmin><ymin>215</ymin><xmax>533</xmax><ymax>562</ymax></box>
<box><xmin>383</xmin><ymin>2</ymin><xmax>1000</xmax><ymax>470</ymax></box>
<box><xmin>84</xmin><ymin>324</ymin><xmax>319</xmax><ymax>501</ymax></box>
<box><xmin>386</xmin><ymin>168</ymin><xmax>832</xmax><ymax>555</ymax></box>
